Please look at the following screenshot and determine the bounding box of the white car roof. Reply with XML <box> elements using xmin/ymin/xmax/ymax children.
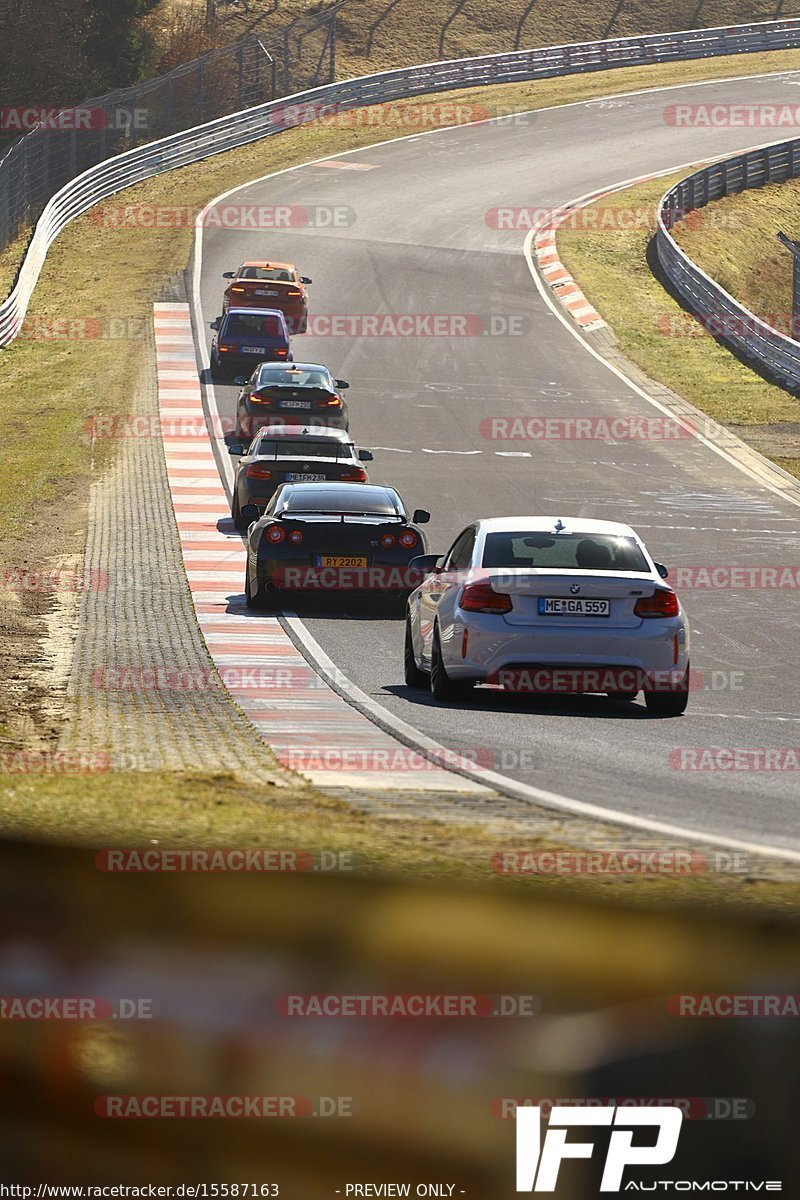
<box><xmin>476</xmin><ymin>516</ymin><xmax>640</xmax><ymax>538</ymax></box>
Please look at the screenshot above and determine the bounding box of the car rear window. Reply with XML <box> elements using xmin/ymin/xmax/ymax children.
<box><xmin>280</xmin><ymin>487</ymin><xmax>397</xmax><ymax>515</ymax></box>
<box><xmin>225</xmin><ymin>313</ymin><xmax>283</xmax><ymax>338</ymax></box>
<box><xmin>256</xmin><ymin>441</ymin><xmax>350</xmax><ymax>458</ymax></box>
<box><xmin>239</xmin><ymin>267</ymin><xmax>294</xmax><ymax>282</ymax></box>
<box><xmin>482</xmin><ymin>532</ymin><xmax>649</xmax><ymax>572</ymax></box>
<box><xmin>256</xmin><ymin>367</ymin><xmax>330</xmax><ymax>388</ymax></box>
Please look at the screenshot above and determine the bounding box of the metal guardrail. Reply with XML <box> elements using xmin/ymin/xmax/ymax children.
<box><xmin>657</xmin><ymin>140</ymin><xmax>800</xmax><ymax>391</ymax></box>
<box><xmin>4</xmin><ymin>16</ymin><xmax>800</xmax><ymax>349</ymax></box>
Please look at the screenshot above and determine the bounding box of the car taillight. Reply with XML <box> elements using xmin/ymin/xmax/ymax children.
<box><xmin>245</xmin><ymin>464</ymin><xmax>272</xmax><ymax>479</ymax></box>
<box><xmin>399</xmin><ymin>530</ymin><xmax>418</xmax><ymax>549</ymax></box>
<box><xmin>319</xmin><ymin>395</ymin><xmax>342</xmax><ymax>407</ymax></box>
<box><xmin>460</xmin><ymin>582</ymin><xmax>513</xmax><ymax>614</ymax></box>
<box><xmin>339</xmin><ymin>468</ymin><xmax>367</xmax><ymax>481</ymax></box>
<box><xmin>266</xmin><ymin>524</ymin><xmax>285</xmax><ymax>544</ymax></box>
<box><xmin>248</xmin><ymin>392</ymin><xmax>273</xmax><ymax>405</ymax></box>
<box><xmin>276</xmin><ymin>349</ymin><xmax>288</xmax><ymax>357</ymax></box>
<box><xmin>634</xmin><ymin>590</ymin><xmax>680</xmax><ymax>618</ymax></box>
<box><xmin>218</xmin><ymin>345</ymin><xmax>232</xmax><ymax>352</ymax></box>
<box><xmin>286</xmin><ymin>289</ymin><xmax>302</xmax><ymax>296</ymax></box>
<box><xmin>230</xmin><ymin>286</ymin><xmax>246</xmax><ymax>293</ymax></box>
<box><xmin>380</xmin><ymin>533</ymin><xmax>396</xmax><ymax>549</ymax></box>
<box><xmin>288</xmin><ymin>529</ymin><xmax>303</xmax><ymax>545</ymax></box>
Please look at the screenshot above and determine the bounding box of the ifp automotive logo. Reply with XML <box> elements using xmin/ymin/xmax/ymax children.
<box><xmin>514</xmin><ymin>1106</ymin><xmax>782</xmax><ymax>1192</ymax></box>
<box><xmin>515</xmin><ymin>1105</ymin><xmax>683</xmax><ymax>1191</ymax></box>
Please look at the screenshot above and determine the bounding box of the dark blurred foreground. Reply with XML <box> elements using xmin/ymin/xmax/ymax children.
<box><xmin>0</xmin><ymin>838</ymin><xmax>798</xmax><ymax>1196</ymax></box>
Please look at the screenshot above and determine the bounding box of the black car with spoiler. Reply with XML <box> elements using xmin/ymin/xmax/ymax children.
<box><xmin>234</xmin><ymin>362</ymin><xmax>350</xmax><ymax>436</ymax></box>
<box><xmin>229</xmin><ymin>425</ymin><xmax>374</xmax><ymax>530</ymax></box>
<box><xmin>243</xmin><ymin>483</ymin><xmax>430</xmax><ymax>610</ymax></box>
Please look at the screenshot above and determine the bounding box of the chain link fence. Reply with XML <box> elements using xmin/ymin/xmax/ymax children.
<box><xmin>0</xmin><ymin>5</ymin><xmax>343</xmax><ymax>254</ymax></box>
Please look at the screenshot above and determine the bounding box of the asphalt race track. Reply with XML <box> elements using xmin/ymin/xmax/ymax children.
<box><xmin>195</xmin><ymin>71</ymin><xmax>800</xmax><ymax>852</ymax></box>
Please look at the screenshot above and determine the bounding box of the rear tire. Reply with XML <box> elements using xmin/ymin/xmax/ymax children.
<box><xmin>404</xmin><ymin>615</ymin><xmax>429</xmax><ymax>688</ymax></box>
<box><xmin>430</xmin><ymin>626</ymin><xmax>473</xmax><ymax>702</ymax></box>
<box><xmin>245</xmin><ymin>568</ymin><xmax>273</xmax><ymax>611</ymax></box>
<box><xmin>644</xmin><ymin>665</ymin><xmax>690</xmax><ymax>716</ymax></box>
<box><xmin>232</xmin><ymin>493</ymin><xmax>246</xmax><ymax>532</ymax></box>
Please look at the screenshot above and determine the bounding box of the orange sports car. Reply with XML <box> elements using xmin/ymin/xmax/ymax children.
<box><xmin>222</xmin><ymin>261</ymin><xmax>311</xmax><ymax>332</ymax></box>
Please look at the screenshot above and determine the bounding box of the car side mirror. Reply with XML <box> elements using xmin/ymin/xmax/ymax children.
<box><xmin>210</xmin><ymin>320</ymin><xmax>219</xmax><ymax>331</ymax></box>
<box><xmin>412</xmin><ymin>509</ymin><xmax>431</xmax><ymax>525</ymax></box>
<box><xmin>228</xmin><ymin>444</ymin><xmax>245</xmax><ymax>455</ymax></box>
<box><xmin>408</xmin><ymin>554</ymin><xmax>440</xmax><ymax>574</ymax></box>
<box><xmin>335</xmin><ymin>379</ymin><xmax>350</xmax><ymax>389</ymax></box>
<box><xmin>300</xmin><ymin>276</ymin><xmax>312</xmax><ymax>284</ymax></box>
<box><xmin>222</xmin><ymin>271</ymin><xmax>235</xmax><ymax>279</ymax></box>
<box><xmin>358</xmin><ymin>449</ymin><xmax>373</xmax><ymax>462</ymax></box>
<box><xmin>233</xmin><ymin>376</ymin><xmax>248</xmax><ymax>386</ymax></box>
<box><xmin>240</xmin><ymin>504</ymin><xmax>261</xmax><ymax>527</ymax></box>
<box><xmin>655</xmin><ymin>562</ymin><xmax>669</xmax><ymax>579</ymax></box>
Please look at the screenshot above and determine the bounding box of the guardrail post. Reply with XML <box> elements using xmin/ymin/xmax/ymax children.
<box><xmin>776</xmin><ymin>231</ymin><xmax>800</xmax><ymax>339</ymax></box>
<box><xmin>237</xmin><ymin>44</ymin><xmax>245</xmax><ymax>107</ymax></box>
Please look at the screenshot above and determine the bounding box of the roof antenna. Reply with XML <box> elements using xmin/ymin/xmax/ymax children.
<box><xmin>554</xmin><ymin>518</ymin><xmax>566</xmax><ymax>532</ymax></box>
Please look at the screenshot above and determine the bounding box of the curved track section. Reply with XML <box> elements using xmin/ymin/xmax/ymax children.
<box><xmin>194</xmin><ymin>72</ymin><xmax>800</xmax><ymax>853</ymax></box>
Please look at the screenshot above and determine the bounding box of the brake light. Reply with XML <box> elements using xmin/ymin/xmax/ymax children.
<box><xmin>288</xmin><ymin>529</ymin><xmax>303</xmax><ymax>545</ymax></box>
<box><xmin>218</xmin><ymin>345</ymin><xmax>232</xmax><ymax>352</ymax></box>
<box><xmin>245</xmin><ymin>464</ymin><xmax>272</xmax><ymax>479</ymax></box>
<box><xmin>460</xmin><ymin>582</ymin><xmax>512</xmax><ymax>614</ymax></box>
<box><xmin>339</xmin><ymin>468</ymin><xmax>367</xmax><ymax>481</ymax></box>
<box><xmin>380</xmin><ymin>533</ymin><xmax>396</xmax><ymax>549</ymax></box>
<box><xmin>286</xmin><ymin>289</ymin><xmax>302</xmax><ymax>296</ymax></box>
<box><xmin>399</xmin><ymin>530</ymin><xmax>418</xmax><ymax>549</ymax></box>
<box><xmin>276</xmin><ymin>349</ymin><xmax>288</xmax><ymax>357</ymax></box>
<box><xmin>634</xmin><ymin>590</ymin><xmax>680</xmax><ymax>618</ymax></box>
<box><xmin>320</xmin><ymin>395</ymin><xmax>342</xmax><ymax>407</ymax></box>
<box><xmin>266</xmin><ymin>524</ymin><xmax>285</xmax><ymax>544</ymax></box>
<box><xmin>230</xmin><ymin>286</ymin><xmax>246</xmax><ymax>293</ymax></box>
<box><xmin>248</xmin><ymin>392</ymin><xmax>273</xmax><ymax>405</ymax></box>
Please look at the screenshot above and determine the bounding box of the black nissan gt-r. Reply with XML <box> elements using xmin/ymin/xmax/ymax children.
<box><xmin>242</xmin><ymin>482</ymin><xmax>430</xmax><ymax>610</ymax></box>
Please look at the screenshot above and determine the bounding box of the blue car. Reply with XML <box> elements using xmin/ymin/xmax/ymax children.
<box><xmin>210</xmin><ymin>307</ymin><xmax>292</xmax><ymax>378</ymax></box>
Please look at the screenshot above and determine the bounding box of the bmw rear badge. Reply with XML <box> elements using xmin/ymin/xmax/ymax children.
<box><xmin>570</xmin><ymin>584</ymin><xmax>580</xmax><ymax>594</ymax></box>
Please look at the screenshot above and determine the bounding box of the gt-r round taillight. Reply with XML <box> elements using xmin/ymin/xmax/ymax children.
<box><xmin>380</xmin><ymin>533</ymin><xmax>396</xmax><ymax>549</ymax></box>
<box><xmin>288</xmin><ymin>529</ymin><xmax>304</xmax><ymax>545</ymax></box>
<box><xmin>266</xmin><ymin>524</ymin><xmax>285</xmax><ymax>544</ymax></box>
<box><xmin>399</xmin><ymin>530</ymin><xmax>418</xmax><ymax>550</ymax></box>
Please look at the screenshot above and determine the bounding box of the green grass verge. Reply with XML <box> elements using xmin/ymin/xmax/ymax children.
<box><xmin>672</xmin><ymin>175</ymin><xmax>800</xmax><ymax>327</ymax></box>
<box><xmin>557</xmin><ymin>173</ymin><xmax>800</xmax><ymax>450</ymax></box>
<box><xmin>1</xmin><ymin>768</ymin><xmax>798</xmax><ymax>910</ymax></box>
